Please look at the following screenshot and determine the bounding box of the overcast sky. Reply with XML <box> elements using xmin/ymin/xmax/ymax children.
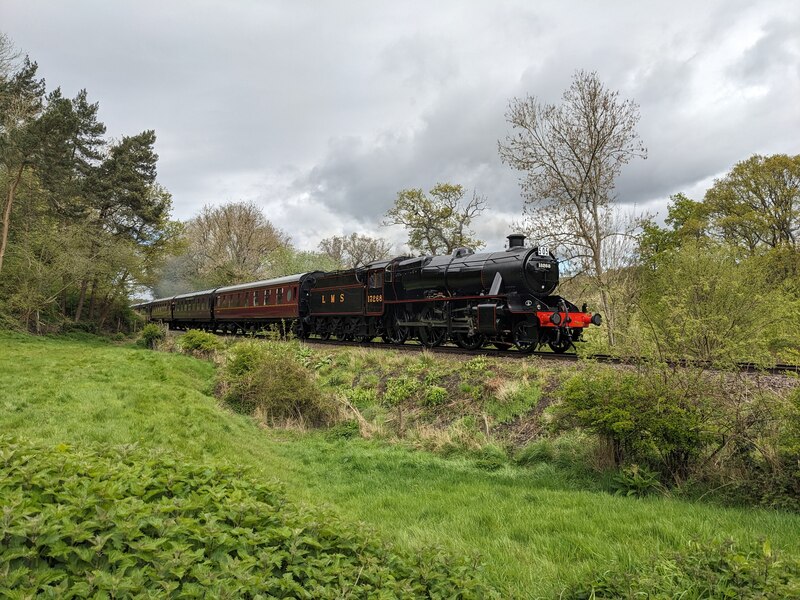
<box><xmin>3</xmin><ymin>0</ymin><xmax>799</xmax><ymax>251</ymax></box>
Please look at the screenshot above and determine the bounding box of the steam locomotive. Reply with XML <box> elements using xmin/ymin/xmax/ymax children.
<box><xmin>134</xmin><ymin>234</ymin><xmax>601</xmax><ymax>353</ymax></box>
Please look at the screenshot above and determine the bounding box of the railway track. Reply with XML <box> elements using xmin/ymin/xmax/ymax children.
<box><xmin>300</xmin><ymin>337</ymin><xmax>800</xmax><ymax>376</ymax></box>
<box><xmin>174</xmin><ymin>328</ymin><xmax>800</xmax><ymax>375</ymax></box>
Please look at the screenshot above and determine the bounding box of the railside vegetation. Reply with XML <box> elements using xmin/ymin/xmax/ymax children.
<box><xmin>3</xmin><ymin>331</ymin><xmax>800</xmax><ymax>597</ymax></box>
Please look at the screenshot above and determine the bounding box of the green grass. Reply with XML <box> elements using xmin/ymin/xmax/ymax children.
<box><xmin>2</xmin><ymin>330</ymin><xmax>800</xmax><ymax>597</ymax></box>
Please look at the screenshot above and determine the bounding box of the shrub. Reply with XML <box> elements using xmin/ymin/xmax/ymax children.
<box><xmin>346</xmin><ymin>386</ymin><xmax>378</xmax><ymax>409</ymax></box>
<box><xmin>0</xmin><ymin>438</ymin><xmax>500</xmax><ymax>598</ymax></box>
<box><xmin>325</xmin><ymin>419</ymin><xmax>361</xmax><ymax>440</ymax></box>
<box><xmin>385</xmin><ymin>376</ymin><xmax>419</xmax><ymax>405</ymax></box>
<box><xmin>568</xmin><ymin>539</ymin><xmax>800</xmax><ymax>599</ymax></box>
<box><xmin>424</xmin><ymin>385</ymin><xmax>448</xmax><ymax>406</ymax></box>
<box><xmin>139</xmin><ymin>323</ymin><xmax>165</xmax><ymax>349</ymax></box>
<box><xmin>551</xmin><ymin>366</ymin><xmax>713</xmax><ymax>482</ymax></box>
<box><xmin>611</xmin><ymin>464</ymin><xmax>664</xmax><ymax>498</ymax></box>
<box><xmin>219</xmin><ymin>340</ymin><xmax>335</xmax><ymax>427</ymax></box>
<box><xmin>178</xmin><ymin>328</ymin><xmax>223</xmax><ymax>356</ymax></box>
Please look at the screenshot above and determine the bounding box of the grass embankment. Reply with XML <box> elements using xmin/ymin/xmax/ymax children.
<box><xmin>2</xmin><ymin>331</ymin><xmax>800</xmax><ymax>597</ymax></box>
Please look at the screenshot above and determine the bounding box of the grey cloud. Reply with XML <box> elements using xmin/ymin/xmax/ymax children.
<box><xmin>4</xmin><ymin>0</ymin><xmax>799</xmax><ymax>249</ymax></box>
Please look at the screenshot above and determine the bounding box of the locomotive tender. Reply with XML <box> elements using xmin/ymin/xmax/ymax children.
<box><xmin>134</xmin><ymin>234</ymin><xmax>601</xmax><ymax>353</ymax></box>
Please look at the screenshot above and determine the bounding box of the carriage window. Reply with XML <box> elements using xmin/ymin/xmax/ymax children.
<box><xmin>277</xmin><ymin>288</ymin><xmax>283</xmax><ymax>303</ymax></box>
<box><xmin>287</xmin><ymin>288</ymin><xmax>293</xmax><ymax>302</ymax></box>
<box><xmin>253</xmin><ymin>291</ymin><xmax>257</xmax><ymax>306</ymax></box>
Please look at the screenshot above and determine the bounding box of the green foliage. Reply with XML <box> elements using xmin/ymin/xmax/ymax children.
<box><xmin>705</xmin><ymin>153</ymin><xmax>800</xmax><ymax>255</ymax></box>
<box><xmin>462</xmin><ymin>356</ymin><xmax>490</xmax><ymax>376</ymax></box>
<box><xmin>638</xmin><ymin>240</ymin><xmax>773</xmax><ymax>364</ymax></box>
<box><xmin>325</xmin><ymin>420</ymin><xmax>361</xmax><ymax>440</ymax></box>
<box><xmin>294</xmin><ymin>345</ymin><xmax>333</xmax><ymax>370</ymax></box>
<box><xmin>219</xmin><ymin>340</ymin><xmax>335</xmax><ymax>427</ymax></box>
<box><xmin>472</xmin><ymin>444</ymin><xmax>508</xmax><ymax>471</ymax></box>
<box><xmin>424</xmin><ymin>385</ymin><xmax>448</xmax><ymax>406</ymax></box>
<box><xmin>612</xmin><ymin>464</ymin><xmax>664</xmax><ymax>498</ymax></box>
<box><xmin>0</xmin><ymin>45</ymin><xmax>176</xmax><ymax>334</ymax></box>
<box><xmin>552</xmin><ymin>367</ymin><xmax>712</xmax><ymax>481</ymax></box>
<box><xmin>0</xmin><ymin>437</ymin><xmax>498</xmax><ymax>598</ymax></box>
<box><xmin>177</xmin><ymin>329</ymin><xmax>223</xmax><ymax>356</ymax></box>
<box><xmin>384</xmin><ymin>183</ymin><xmax>486</xmax><ymax>254</ymax></box>
<box><xmin>345</xmin><ymin>386</ymin><xmax>379</xmax><ymax>409</ymax></box>
<box><xmin>637</xmin><ymin>193</ymin><xmax>709</xmax><ymax>267</ymax></box>
<box><xmin>139</xmin><ymin>323</ymin><xmax>165</xmax><ymax>349</ymax></box>
<box><xmin>385</xmin><ymin>376</ymin><xmax>420</xmax><ymax>406</ymax></box>
<box><xmin>262</xmin><ymin>245</ymin><xmax>339</xmax><ymax>279</ymax></box>
<box><xmin>569</xmin><ymin>539</ymin><xmax>800</xmax><ymax>599</ymax></box>
<box><xmin>3</xmin><ymin>332</ymin><xmax>800</xmax><ymax>598</ymax></box>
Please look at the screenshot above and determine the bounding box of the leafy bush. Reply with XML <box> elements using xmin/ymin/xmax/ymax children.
<box><xmin>611</xmin><ymin>464</ymin><xmax>664</xmax><ymax>498</ymax></box>
<box><xmin>345</xmin><ymin>386</ymin><xmax>379</xmax><ymax>409</ymax></box>
<box><xmin>551</xmin><ymin>366</ymin><xmax>713</xmax><ymax>482</ymax></box>
<box><xmin>325</xmin><ymin>419</ymin><xmax>361</xmax><ymax>440</ymax></box>
<box><xmin>385</xmin><ymin>376</ymin><xmax>419</xmax><ymax>405</ymax></box>
<box><xmin>0</xmin><ymin>438</ymin><xmax>499</xmax><ymax>598</ymax></box>
<box><xmin>139</xmin><ymin>323</ymin><xmax>165</xmax><ymax>349</ymax></box>
<box><xmin>424</xmin><ymin>385</ymin><xmax>448</xmax><ymax>406</ymax></box>
<box><xmin>568</xmin><ymin>539</ymin><xmax>800</xmax><ymax>599</ymax></box>
<box><xmin>219</xmin><ymin>340</ymin><xmax>336</xmax><ymax>427</ymax></box>
<box><xmin>178</xmin><ymin>329</ymin><xmax>223</xmax><ymax>356</ymax></box>
<box><xmin>722</xmin><ymin>389</ymin><xmax>800</xmax><ymax>511</ymax></box>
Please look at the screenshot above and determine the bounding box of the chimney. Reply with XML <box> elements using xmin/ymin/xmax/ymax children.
<box><xmin>507</xmin><ymin>233</ymin><xmax>526</xmax><ymax>250</ymax></box>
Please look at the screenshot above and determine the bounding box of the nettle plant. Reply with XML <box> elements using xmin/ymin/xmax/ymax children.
<box><xmin>0</xmin><ymin>437</ymin><xmax>498</xmax><ymax>598</ymax></box>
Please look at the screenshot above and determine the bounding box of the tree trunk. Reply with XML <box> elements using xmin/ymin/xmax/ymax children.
<box><xmin>88</xmin><ymin>277</ymin><xmax>98</xmax><ymax>320</ymax></box>
<box><xmin>60</xmin><ymin>279</ymin><xmax>68</xmax><ymax>316</ymax></box>
<box><xmin>0</xmin><ymin>165</ymin><xmax>25</xmax><ymax>275</ymax></box>
<box><xmin>74</xmin><ymin>279</ymin><xmax>88</xmax><ymax>322</ymax></box>
<box><xmin>98</xmin><ymin>292</ymin><xmax>114</xmax><ymax>329</ymax></box>
<box><xmin>599</xmin><ymin>286</ymin><xmax>615</xmax><ymax>347</ymax></box>
<box><xmin>591</xmin><ymin>204</ymin><xmax>615</xmax><ymax>347</ymax></box>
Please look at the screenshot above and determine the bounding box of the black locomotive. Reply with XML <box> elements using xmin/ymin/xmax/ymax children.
<box><xmin>134</xmin><ymin>234</ymin><xmax>601</xmax><ymax>353</ymax></box>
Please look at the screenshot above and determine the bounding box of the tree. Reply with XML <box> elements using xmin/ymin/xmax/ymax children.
<box><xmin>0</xmin><ymin>57</ymin><xmax>45</xmax><ymax>274</ymax></box>
<box><xmin>318</xmin><ymin>232</ymin><xmax>393</xmax><ymax>268</ymax></box>
<box><xmin>262</xmin><ymin>246</ymin><xmax>340</xmax><ymax>279</ymax></box>
<box><xmin>73</xmin><ymin>131</ymin><xmax>173</xmax><ymax>322</ymax></box>
<box><xmin>182</xmin><ymin>201</ymin><xmax>289</xmax><ymax>286</ymax></box>
<box><xmin>0</xmin><ymin>33</ymin><xmax>19</xmax><ymax>79</ymax></box>
<box><xmin>384</xmin><ymin>183</ymin><xmax>486</xmax><ymax>255</ymax></box>
<box><xmin>637</xmin><ymin>240</ymin><xmax>774</xmax><ymax>365</ymax></box>
<box><xmin>637</xmin><ymin>193</ymin><xmax>709</xmax><ymax>268</ymax></box>
<box><xmin>499</xmin><ymin>70</ymin><xmax>647</xmax><ymax>345</ymax></box>
<box><xmin>705</xmin><ymin>154</ymin><xmax>800</xmax><ymax>254</ymax></box>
